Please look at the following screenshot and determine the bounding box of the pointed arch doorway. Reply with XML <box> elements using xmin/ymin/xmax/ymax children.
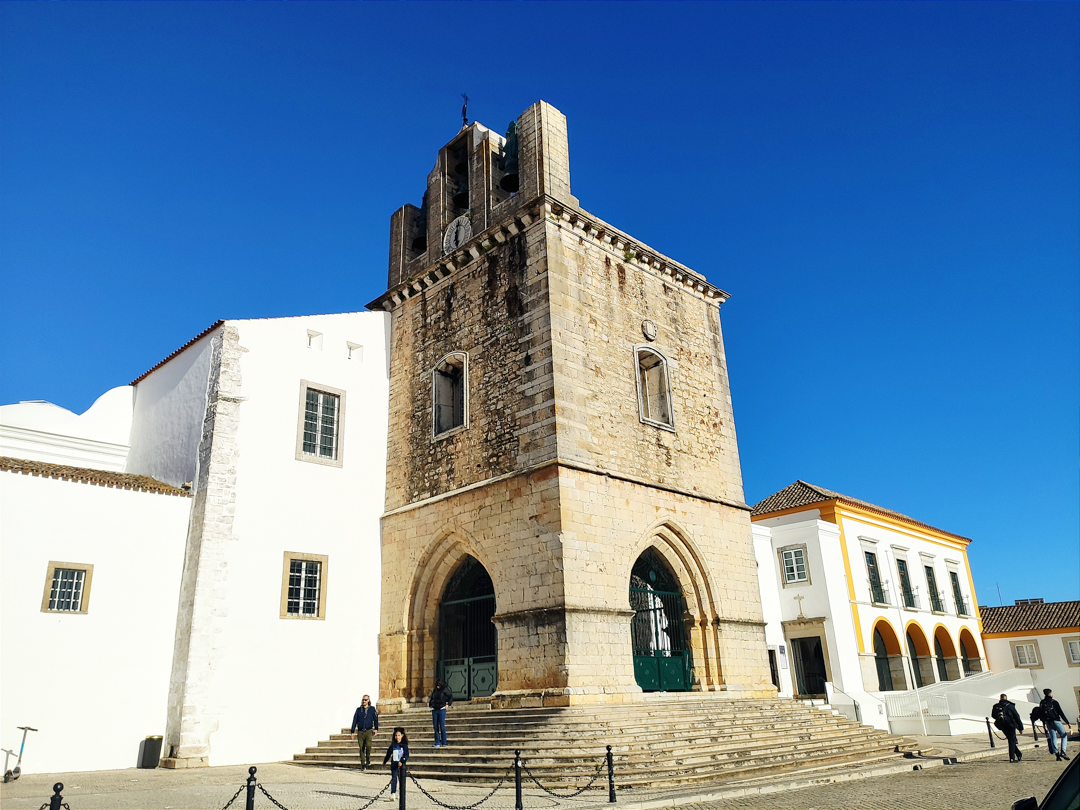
<box><xmin>437</xmin><ymin>556</ymin><xmax>497</xmax><ymax>701</ymax></box>
<box><xmin>630</xmin><ymin>548</ymin><xmax>693</xmax><ymax>692</ymax></box>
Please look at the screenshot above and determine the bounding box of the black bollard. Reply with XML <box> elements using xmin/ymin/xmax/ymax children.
<box><xmin>246</xmin><ymin>766</ymin><xmax>257</xmax><ymax>810</ymax></box>
<box><xmin>514</xmin><ymin>750</ymin><xmax>523</xmax><ymax>810</ymax></box>
<box><xmin>607</xmin><ymin>745</ymin><xmax>616</xmax><ymax>804</ymax></box>
<box><xmin>985</xmin><ymin>718</ymin><xmax>995</xmax><ymax>748</ymax></box>
<box><xmin>399</xmin><ymin>761</ymin><xmax>406</xmax><ymax>810</ymax></box>
<box><xmin>47</xmin><ymin>782</ymin><xmax>65</xmax><ymax>810</ymax></box>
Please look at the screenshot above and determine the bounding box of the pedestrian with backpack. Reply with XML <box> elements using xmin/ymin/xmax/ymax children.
<box><xmin>992</xmin><ymin>693</ymin><xmax>1025</xmax><ymax>763</ymax></box>
<box><xmin>1039</xmin><ymin>688</ymin><xmax>1072</xmax><ymax>761</ymax></box>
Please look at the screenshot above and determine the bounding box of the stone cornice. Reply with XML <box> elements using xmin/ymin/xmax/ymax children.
<box><xmin>367</xmin><ymin>195</ymin><xmax>730</xmax><ymax>313</ymax></box>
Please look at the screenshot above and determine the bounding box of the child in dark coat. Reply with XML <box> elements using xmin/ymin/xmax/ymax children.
<box><xmin>382</xmin><ymin>727</ymin><xmax>410</xmax><ymax>799</ymax></box>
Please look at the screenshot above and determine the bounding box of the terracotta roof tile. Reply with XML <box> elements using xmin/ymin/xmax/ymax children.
<box><xmin>0</xmin><ymin>457</ymin><xmax>191</xmax><ymax>497</ymax></box>
<box><xmin>750</xmin><ymin>480</ymin><xmax>970</xmax><ymax>542</ymax></box>
<box><xmin>979</xmin><ymin>601</ymin><xmax>1080</xmax><ymax>634</ymax></box>
<box><xmin>129</xmin><ymin>320</ymin><xmax>224</xmax><ymax>385</ymax></box>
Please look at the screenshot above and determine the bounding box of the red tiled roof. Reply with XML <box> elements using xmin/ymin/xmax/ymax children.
<box><xmin>751</xmin><ymin>480</ymin><xmax>970</xmax><ymax>542</ymax></box>
<box><xmin>979</xmin><ymin>601</ymin><xmax>1080</xmax><ymax>634</ymax></box>
<box><xmin>0</xmin><ymin>457</ymin><xmax>191</xmax><ymax>497</ymax></box>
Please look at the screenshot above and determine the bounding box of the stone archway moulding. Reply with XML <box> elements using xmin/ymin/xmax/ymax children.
<box><xmin>398</xmin><ymin>524</ymin><xmax>492</xmax><ymax>703</ymax></box>
<box><xmin>629</xmin><ymin>518</ymin><xmax>726</xmax><ymax>690</ymax></box>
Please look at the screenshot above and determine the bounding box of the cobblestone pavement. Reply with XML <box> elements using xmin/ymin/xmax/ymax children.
<box><xmin>676</xmin><ymin>750</ymin><xmax>1071</xmax><ymax>810</ymax></box>
<box><xmin>0</xmin><ymin>744</ymin><xmax>1071</xmax><ymax>810</ymax></box>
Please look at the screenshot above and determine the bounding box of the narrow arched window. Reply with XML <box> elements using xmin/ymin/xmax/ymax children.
<box><xmin>432</xmin><ymin>352</ymin><xmax>468</xmax><ymax>438</ymax></box>
<box><xmin>635</xmin><ymin>348</ymin><xmax>673</xmax><ymax>428</ymax></box>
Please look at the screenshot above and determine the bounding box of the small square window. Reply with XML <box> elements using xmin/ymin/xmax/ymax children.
<box><xmin>347</xmin><ymin>342</ymin><xmax>363</xmax><ymax>361</ymax></box>
<box><xmin>295</xmin><ymin>381</ymin><xmax>345</xmax><ymax>467</ymax></box>
<box><xmin>780</xmin><ymin>548</ymin><xmax>808</xmax><ymax>584</ymax></box>
<box><xmin>1014</xmin><ymin>643</ymin><xmax>1038</xmax><ymax>667</ymax></box>
<box><xmin>41</xmin><ymin>562</ymin><xmax>93</xmax><ymax>614</ymax></box>
<box><xmin>280</xmin><ymin>552</ymin><xmax>328</xmax><ymax>620</ymax></box>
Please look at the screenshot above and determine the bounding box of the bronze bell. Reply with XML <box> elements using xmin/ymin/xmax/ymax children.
<box><xmin>500</xmin><ymin>121</ymin><xmax>519</xmax><ymax>192</ymax></box>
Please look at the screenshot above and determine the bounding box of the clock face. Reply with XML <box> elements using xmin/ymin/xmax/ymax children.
<box><xmin>443</xmin><ymin>216</ymin><xmax>473</xmax><ymax>255</ymax></box>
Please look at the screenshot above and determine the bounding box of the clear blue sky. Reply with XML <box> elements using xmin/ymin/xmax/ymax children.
<box><xmin>2</xmin><ymin>3</ymin><xmax>1077</xmax><ymax>604</ymax></box>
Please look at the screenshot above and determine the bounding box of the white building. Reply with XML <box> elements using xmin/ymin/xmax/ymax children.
<box><xmin>980</xmin><ymin>600</ymin><xmax>1080</xmax><ymax>724</ymax></box>
<box><xmin>751</xmin><ymin>481</ymin><xmax>990</xmax><ymax>733</ymax></box>
<box><xmin>0</xmin><ymin>311</ymin><xmax>390</xmax><ymax>773</ymax></box>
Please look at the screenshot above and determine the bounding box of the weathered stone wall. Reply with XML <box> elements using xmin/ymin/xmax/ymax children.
<box><xmin>379</xmin><ymin>464</ymin><xmax>568</xmax><ymax>707</ymax></box>
<box><xmin>556</xmin><ymin>466</ymin><xmax>771</xmax><ymax>695</ymax></box>
<box><xmin>383</xmin><ymin>219</ymin><xmax>555</xmax><ymax>512</ymax></box>
<box><xmin>545</xmin><ymin>218</ymin><xmax>745</xmax><ymax>504</ymax></box>
<box><xmin>164</xmin><ymin>326</ymin><xmax>243</xmax><ymax>767</ymax></box>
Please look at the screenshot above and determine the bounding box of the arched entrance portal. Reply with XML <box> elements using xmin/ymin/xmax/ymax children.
<box><xmin>437</xmin><ymin>556</ymin><xmax>497</xmax><ymax>701</ymax></box>
<box><xmin>630</xmin><ymin>548</ymin><xmax>693</xmax><ymax>692</ymax></box>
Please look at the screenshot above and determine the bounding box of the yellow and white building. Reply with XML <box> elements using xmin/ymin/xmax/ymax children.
<box><xmin>751</xmin><ymin>481</ymin><xmax>991</xmax><ymax>733</ymax></box>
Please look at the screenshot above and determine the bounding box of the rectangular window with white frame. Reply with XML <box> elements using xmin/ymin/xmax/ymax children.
<box><xmin>1013</xmin><ymin>642</ymin><xmax>1040</xmax><ymax>667</ymax></box>
<box><xmin>295</xmin><ymin>381</ymin><xmax>345</xmax><ymax>467</ymax></box>
<box><xmin>41</xmin><ymin>561</ymin><xmax>94</xmax><ymax>614</ymax></box>
<box><xmin>280</xmin><ymin>552</ymin><xmax>328</xmax><ymax>619</ymax></box>
<box><xmin>778</xmin><ymin>546</ymin><xmax>810</xmax><ymax>585</ymax></box>
<box><xmin>1064</xmin><ymin>637</ymin><xmax>1080</xmax><ymax>666</ymax></box>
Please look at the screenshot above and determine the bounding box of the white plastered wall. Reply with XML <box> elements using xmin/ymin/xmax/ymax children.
<box><xmin>0</xmin><ymin>472</ymin><xmax>190</xmax><ymax>773</ymax></box>
<box><xmin>751</xmin><ymin>524</ymin><xmax>794</xmax><ymax>697</ymax></box>
<box><xmin>185</xmin><ymin>312</ymin><xmax>390</xmax><ymax>766</ymax></box>
<box><xmin>126</xmin><ymin>331</ymin><xmax>219</xmax><ymax>489</ymax></box>
<box><xmin>983</xmin><ymin>633</ymin><xmax>1080</xmax><ymax>721</ymax></box>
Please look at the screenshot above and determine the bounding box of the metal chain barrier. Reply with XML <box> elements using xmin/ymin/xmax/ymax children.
<box><xmin>353</xmin><ymin>779</ymin><xmax>393</xmax><ymax>810</ymax></box>
<box><xmin>407</xmin><ymin>766</ymin><xmax>512</xmax><ymax>810</ymax></box>
<box><xmin>221</xmin><ymin>783</ymin><xmax>247</xmax><ymax>810</ymax></box>
<box><xmin>521</xmin><ymin>759</ymin><xmax>605</xmax><ymax>799</ymax></box>
<box><xmin>256</xmin><ymin>783</ymin><xmax>291</xmax><ymax>810</ymax></box>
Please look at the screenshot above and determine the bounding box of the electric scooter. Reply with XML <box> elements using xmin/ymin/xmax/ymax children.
<box><xmin>3</xmin><ymin>726</ymin><xmax>37</xmax><ymax>782</ymax></box>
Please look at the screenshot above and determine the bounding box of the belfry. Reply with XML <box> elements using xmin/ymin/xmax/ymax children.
<box><xmin>370</xmin><ymin>101</ymin><xmax>773</xmax><ymax>711</ymax></box>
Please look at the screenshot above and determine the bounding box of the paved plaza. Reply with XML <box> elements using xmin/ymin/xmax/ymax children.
<box><xmin>0</xmin><ymin>736</ymin><xmax>1071</xmax><ymax>810</ymax></box>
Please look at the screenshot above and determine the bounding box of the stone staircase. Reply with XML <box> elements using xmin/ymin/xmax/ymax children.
<box><xmin>293</xmin><ymin>695</ymin><xmax>914</xmax><ymax>788</ymax></box>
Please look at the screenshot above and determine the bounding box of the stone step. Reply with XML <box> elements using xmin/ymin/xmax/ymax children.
<box><xmin>314</xmin><ymin>724</ymin><xmax>891</xmax><ymax>755</ymax></box>
<box><xmin>295</xmin><ymin>695</ymin><xmax>909</xmax><ymax>787</ymax></box>
<box><xmin>298</xmin><ymin>729</ymin><xmax>897</xmax><ymax>769</ymax></box>
<box><xmin>296</xmin><ymin>746</ymin><xmax>903</xmax><ymax>787</ymax></box>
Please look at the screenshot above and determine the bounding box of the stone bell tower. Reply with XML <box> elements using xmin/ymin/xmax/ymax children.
<box><xmin>370</xmin><ymin>101</ymin><xmax>772</xmax><ymax>711</ymax></box>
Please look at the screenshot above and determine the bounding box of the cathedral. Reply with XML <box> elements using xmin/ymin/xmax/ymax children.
<box><xmin>370</xmin><ymin>101</ymin><xmax>773</xmax><ymax>711</ymax></box>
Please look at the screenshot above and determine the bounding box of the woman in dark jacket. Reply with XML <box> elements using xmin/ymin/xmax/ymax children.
<box><xmin>428</xmin><ymin>679</ymin><xmax>454</xmax><ymax>747</ymax></box>
<box><xmin>382</xmin><ymin>727</ymin><xmax>409</xmax><ymax>799</ymax></box>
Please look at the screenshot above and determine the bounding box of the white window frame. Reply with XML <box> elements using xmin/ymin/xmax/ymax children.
<box><xmin>778</xmin><ymin>546</ymin><xmax>810</xmax><ymax>585</ymax></box>
<box><xmin>431</xmin><ymin>352</ymin><xmax>469</xmax><ymax>440</ymax></box>
<box><xmin>41</xmin><ymin>561</ymin><xmax>94</xmax><ymax>614</ymax></box>
<box><xmin>295</xmin><ymin>380</ymin><xmax>345</xmax><ymax>467</ymax></box>
<box><xmin>280</xmin><ymin>552</ymin><xmax>328</xmax><ymax>620</ymax></box>
<box><xmin>634</xmin><ymin>346</ymin><xmax>675</xmax><ymax>431</ymax></box>
<box><xmin>1064</xmin><ymin>637</ymin><xmax>1080</xmax><ymax>666</ymax></box>
<box><xmin>1013</xmin><ymin>642</ymin><xmax>1040</xmax><ymax>668</ymax></box>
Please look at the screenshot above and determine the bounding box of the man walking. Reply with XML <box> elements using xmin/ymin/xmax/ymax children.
<box><xmin>992</xmin><ymin>693</ymin><xmax>1025</xmax><ymax>763</ymax></box>
<box><xmin>1039</xmin><ymin>688</ymin><xmax>1072</xmax><ymax>761</ymax></box>
<box><xmin>350</xmin><ymin>695</ymin><xmax>379</xmax><ymax>769</ymax></box>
